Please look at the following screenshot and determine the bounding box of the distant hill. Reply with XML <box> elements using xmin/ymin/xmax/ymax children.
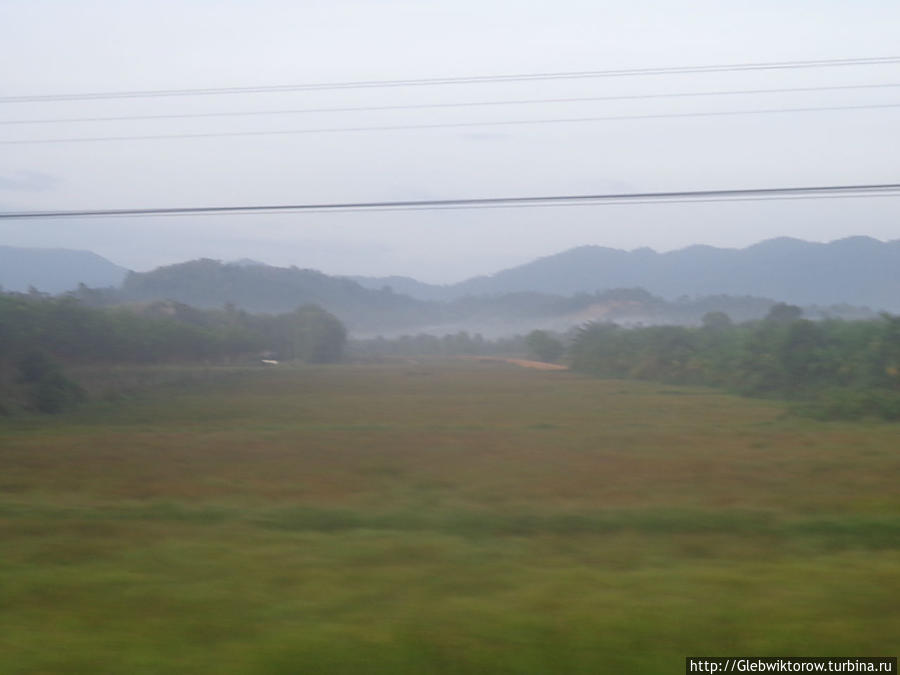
<box><xmin>353</xmin><ymin>237</ymin><xmax>900</xmax><ymax>311</ymax></box>
<box><xmin>117</xmin><ymin>263</ymin><xmax>733</xmax><ymax>333</ymax></box>
<box><xmin>0</xmin><ymin>245</ymin><xmax>129</xmax><ymax>293</ymax></box>
<box><xmin>96</xmin><ymin>259</ymin><xmax>805</xmax><ymax>337</ymax></box>
<box><xmin>94</xmin><ymin>239</ymin><xmax>888</xmax><ymax>336</ymax></box>
<box><xmin>345</xmin><ymin>275</ymin><xmax>456</xmax><ymax>301</ymax></box>
<box><xmin>115</xmin><ymin>259</ymin><xmax>439</xmax><ymax>332</ymax></box>
<box><xmin>12</xmin><ymin>236</ymin><xmax>889</xmax><ymax>336</ymax></box>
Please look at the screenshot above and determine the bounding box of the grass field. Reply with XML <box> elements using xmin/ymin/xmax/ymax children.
<box><xmin>1</xmin><ymin>361</ymin><xmax>898</xmax><ymax>673</ymax></box>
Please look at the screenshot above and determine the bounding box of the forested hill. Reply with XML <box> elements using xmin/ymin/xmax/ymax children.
<box><xmin>0</xmin><ymin>245</ymin><xmax>128</xmax><ymax>294</ymax></box>
<box><xmin>352</xmin><ymin>237</ymin><xmax>900</xmax><ymax>310</ymax></box>
<box><xmin>80</xmin><ymin>259</ymin><xmax>874</xmax><ymax>337</ymax></box>
<box><xmin>114</xmin><ymin>259</ymin><xmax>438</xmax><ymax>332</ymax></box>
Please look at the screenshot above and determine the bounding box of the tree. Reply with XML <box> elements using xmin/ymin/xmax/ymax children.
<box><xmin>269</xmin><ymin>305</ymin><xmax>346</xmax><ymax>363</ymax></box>
<box><xmin>525</xmin><ymin>330</ymin><xmax>564</xmax><ymax>363</ymax></box>
<box><xmin>16</xmin><ymin>350</ymin><xmax>84</xmax><ymax>413</ymax></box>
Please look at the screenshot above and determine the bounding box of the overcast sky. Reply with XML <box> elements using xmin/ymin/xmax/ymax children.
<box><xmin>2</xmin><ymin>0</ymin><xmax>899</xmax><ymax>282</ymax></box>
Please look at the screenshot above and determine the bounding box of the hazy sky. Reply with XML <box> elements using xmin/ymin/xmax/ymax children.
<box><xmin>2</xmin><ymin>0</ymin><xmax>900</xmax><ymax>282</ymax></box>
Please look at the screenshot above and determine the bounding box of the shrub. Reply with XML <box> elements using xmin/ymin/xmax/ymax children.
<box><xmin>16</xmin><ymin>351</ymin><xmax>85</xmax><ymax>414</ymax></box>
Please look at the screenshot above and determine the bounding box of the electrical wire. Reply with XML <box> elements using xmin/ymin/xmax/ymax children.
<box><xmin>3</xmin><ymin>82</ymin><xmax>900</xmax><ymax>126</ymax></box>
<box><xmin>3</xmin><ymin>183</ymin><xmax>899</xmax><ymax>220</ymax></box>
<box><xmin>3</xmin><ymin>101</ymin><xmax>899</xmax><ymax>145</ymax></box>
<box><xmin>3</xmin><ymin>55</ymin><xmax>900</xmax><ymax>103</ymax></box>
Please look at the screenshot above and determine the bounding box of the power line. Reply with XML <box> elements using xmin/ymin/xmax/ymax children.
<box><xmin>4</xmin><ymin>82</ymin><xmax>900</xmax><ymax>126</ymax></box>
<box><xmin>4</xmin><ymin>101</ymin><xmax>899</xmax><ymax>145</ymax></box>
<box><xmin>3</xmin><ymin>183</ymin><xmax>899</xmax><ymax>220</ymax></box>
<box><xmin>3</xmin><ymin>56</ymin><xmax>900</xmax><ymax>104</ymax></box>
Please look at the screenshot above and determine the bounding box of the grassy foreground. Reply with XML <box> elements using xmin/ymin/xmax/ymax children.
<box><xmin>1</xmin><ymin>361</ymin><xmax>898</xmax><ymax>673</ymax></box>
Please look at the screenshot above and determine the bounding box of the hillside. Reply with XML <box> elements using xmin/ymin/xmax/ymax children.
<box><xmin>102</xmin><ymin>260</ymin><xmax>821</xmax><ymax>337</ymax></box>
<box><xmin>8</xmin><ymin>236</ymin><xmax>890</xmax><ymax>336</ymax></box>
<box><xmin>0</xmin><ymin>245</ymin><xmax>129</xmax><ymax>294</ymax></box>
<box><xmin>115</xmin><ymin>259</ymin><xmax>438</xmax><ymax>333</ymax></box>
<box><xmin>76</xmin><ymin>258</ymin><xmax>875</xmax><ymax>337</ymax></box>
<box><xmin>345</xmin><ymin>274</ymin><xmax>456</xmax><ymax>301</ymax></box>
<box><xmin>352</xmin><ymin>237</ymin><xmax>900</xmax><ymax>311</ymax></box>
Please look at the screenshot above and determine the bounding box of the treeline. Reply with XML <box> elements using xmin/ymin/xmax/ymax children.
<box><xmin>0</xmin><ymin>292</ymin><xmax>346</xmax><ymax>413</ymax></box>
<box><xmin>569</xmin><ymin>305</ymin><xmax>900</xmax><ymax>421</ymax></box>
<box><xmin>0</xmin><ymin>293</ymin><xmax>346</xmax><ymax>364</ymax></box>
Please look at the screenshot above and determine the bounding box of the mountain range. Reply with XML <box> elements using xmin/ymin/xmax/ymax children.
<box><xmin>0</xmin><ymin>245</ymin><xmax>128</xmax><ymax>294</ymax></box>
<box><xmin>1</xmin><ymin>236</ymin><xmax>896</xmax><ymax>335</ymax></box>
<box><xmin>350</xmin><ymin>236</ymin><xmax>900</xmax><ymax>310</ymax></box>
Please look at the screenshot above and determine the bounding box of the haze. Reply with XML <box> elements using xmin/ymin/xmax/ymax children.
<box><xmin>2</xmin><ymin>0</ymin><xmax>899</xmax><ymax>282</ymax></box>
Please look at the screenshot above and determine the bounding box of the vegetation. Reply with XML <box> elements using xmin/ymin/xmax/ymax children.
<box><xmin>524</xmin><ymin>329</ymin><xmax>565</xmax><ymax>363</ymax></box>
<box><xmin>1</xmin><ymin>362</ymin><xmax>898</xmax><ymax>672</ymax></box>
<box><xmin>569</xmin><ymin>306</ymin><xmax>900</xmax><ymax>420</ymax></box>
<box><xmin>11</xmin><ymin>350</ymin><xmax>86</xmax><ymax>413</ymax></box>
<box><xmin>0</xmin><ymin>292</ymin><xmax>346</xmax><ymax>413</ymax></box>
<box><xmin>97</xmin><ymin>258</ymin><xmax>438</xmax><ymax>332</ymax></box>
<box><xmin>67</xmin><ymin>257</ymin><xmax>878</xmax><ymax>336</ymax></box>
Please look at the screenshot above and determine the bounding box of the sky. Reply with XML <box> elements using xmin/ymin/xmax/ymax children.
<box><xmin>2</xmin><ymin>0</ymin><xmax>900</xmax><ymax>283</ymax></box>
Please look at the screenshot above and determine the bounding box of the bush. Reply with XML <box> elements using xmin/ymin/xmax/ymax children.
<box><xmin>525</xmin><ymin>330</ymin><xmax>565</xmax><ymax>363</ymax></box>
<box><xmin>16</xmin><ymin>351</ymin><xmax>85</xmax><ymax>414</ymax></box>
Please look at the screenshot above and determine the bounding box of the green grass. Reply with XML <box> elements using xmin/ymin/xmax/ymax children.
<box><xmin>1</xmin><ymin>361</ymin><xmax>898</xmax><ymax>673</ymax></box>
